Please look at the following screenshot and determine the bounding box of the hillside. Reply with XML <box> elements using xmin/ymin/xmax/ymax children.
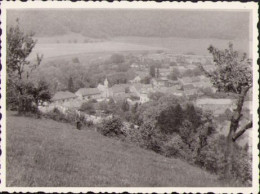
<box><xmin>7</xmin><ymin>10</ymin><xmax>250</xmax><ymax>40</ymax></box>
<box><xmin>7</xmin><ymin>112</ymin><xmax>224</xmax><ymax>187</ymax></box>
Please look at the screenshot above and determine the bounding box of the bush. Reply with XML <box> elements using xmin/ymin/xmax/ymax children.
<box><xmin>98</xmin><ymin>117</ymin><xmax>124</xmax><ymax>137</ymax></box>
<box><xmin>80</xmin><ymin>102</ymin><xmax>96</xmax><ymax>115</ymax></box>
<box><xmin>45</xmin><ymin>107</ymin><xmax>67</xmax><ymax>122</ymax></box>
<box><xmin>195</xmin><ymin>135</ymin><xmax>251</xmax><ymax>185</ymax></box>
<box><xmin>45</xmin><ymin>108</ymin><xmax>87</xmax><ymax>126</ymax></box>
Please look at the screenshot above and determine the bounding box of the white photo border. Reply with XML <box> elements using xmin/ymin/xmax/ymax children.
<box><xmin>0</xmin><ymin>1</ymin><xmax>258</xmax><ymax>193</ymax></box>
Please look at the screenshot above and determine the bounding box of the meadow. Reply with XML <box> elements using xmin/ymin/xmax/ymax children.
<box><xmin>112</xmin><ymin>36</ymin><xmax>251</xmax><ymax>56</ymax></box>
<box><xmin>29</xmin><ymin>36</ymin><xmax>251</xmax><ymax>62</ymax></box>
<box><xmin>29</xmin><ymin>41</ymin><xmax>165</xmax><ymax>61</ymax></box>
<box><xmin>6</xmin><ymin>112</ymin><xmax>225</xmax><ymax>187</ymax></box>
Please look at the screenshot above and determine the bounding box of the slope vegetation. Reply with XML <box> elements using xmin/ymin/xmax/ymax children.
<box><xmin>7</xmin><ymin>112</ymin><xmax>223</xmax><ymax>187</ymax></box>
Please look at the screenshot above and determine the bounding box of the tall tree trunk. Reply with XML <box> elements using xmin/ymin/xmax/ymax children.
<box><xmin>224</xmin><ymin>86</ymin><xmax>249</xmax><ymax>177</ymax></box>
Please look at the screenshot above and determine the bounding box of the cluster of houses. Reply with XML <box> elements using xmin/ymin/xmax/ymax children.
<box><xmin>47</xmin><ymin>52</ymin><xmax>252</xmax><ymax>121</ymax></box>
<box><xmin>49</xmin><ymin>78</ymin><xmax>153</xmax><ymax>110</ymax></box>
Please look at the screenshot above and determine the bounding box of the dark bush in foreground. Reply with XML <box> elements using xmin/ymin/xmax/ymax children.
<box><xmin>98</xmin><ymin>117</ymin><xmax>124</xmax><ymax>137</ymax></box>
<box><xmin>80</xmin><ymin>102</ymin><xmax>96</xmax><ymax>115</ymax></box>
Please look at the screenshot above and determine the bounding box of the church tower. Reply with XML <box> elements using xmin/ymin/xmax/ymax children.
<box><xmin>104</xmin><ymin>77</ymin><xmax>109</xmax><ymax>88</ymax></box>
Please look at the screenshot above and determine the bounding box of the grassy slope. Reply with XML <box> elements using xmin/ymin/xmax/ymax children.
<box><xmin>7</xmin><ymin>112</ymin><xmax>223</xmax><ymax>187</ymax></box>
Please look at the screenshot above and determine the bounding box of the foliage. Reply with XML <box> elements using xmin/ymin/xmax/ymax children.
<box><xmin>72</xmin><ymin>57</ymin><xmax>80</xmax><ymax>64</ymax></box>
<box><xmin>196</xmin><ymin>135</ymin><xmax>252</xmax><ymax>185</ymax></box>
<box><xmin>109</xmin><ymin>53</ymin><xmax>125</xmax><ymax>64</ymax></box>
<box><xmin>201</xmin><ymin>42</ymin><xmax>253</xmax><ymax>179</ymax></box>
<box><xmin>45</xmin><ymin>107</ymin><xmax>86</xmax><ymax>125</ymax></box>
<box><xmin>205</xmin><ymin>43</ymin><xmax>252</xmax><ymax>94</ymax></box>
<box><xmin>17</xmin><ymin>80</ymin><xmax>51</xmax><ymax>114</ymax></box>
<box><xmin>121</xmin><ymin>100</ymin><xmax>130</xmax><ymax>112</ymax></box>
<box><xmin>98</xmin><ymin>117</ymin><xmax>124</xmax><ymax>137</ymax></box>
<box><xmin>68</xmin><ymin>76</ymin><xmax>75</xmax><ymax>93</ymax></box>
<box><xmin>141</xmin><ymin>76</ymin><xmax>151</xmax><ymax>84</ymax></box>
<box><xmin>6</xmin><ymin>20</ymin><xmax>51</xmax><ymax>114</ymax></box>
<box><xmin>168</xmin><ymin>69</ymin><xmax>180</xmax><ymax>80</ymax></box>
<box><xmin>149</xmin><ymin>65</ymin><xmax>156</xmax><ymax>77</ymax></box>
<box><xmin>79</xmin><ymin>102</ymin><xmax>96</xmax><ymax>115</ymax></box>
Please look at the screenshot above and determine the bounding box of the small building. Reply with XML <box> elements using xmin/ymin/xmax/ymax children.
<box><xmin>75</xmin><ymin>88</ymin><xmax>102</xmax><ymax>100</ymax></box>
<box><xmin>50</xmin><ymin>91</ymin><xmax>80</xmax><ymax>108</ymax></box>
<box><xmin>196</xmin><ymin>98</ymin><xmax>235</xmax><ymax>116</ymax></box>
<box><xmin>183</xmin><ymin>83</ymin><xmax>195</xmax><ymax>90</ymax></box>
<box><xmin>151</xmin><ymin>78</ymin><xmax>169</xmax><ymax>88</ymax></box>
<box><xmin>131</xmin><ymin>63</ymin><xmax>139</xmax><ymax>68</ymax></box>
<box><xmin>130</xmin><ymin>83</ymin><xmax>153</xmax><ymax>104</ymax></box>
<box><xmin>51</xmin><ymin>91</ymin><xmax>77</xmax><ymax>103</ymax></box>
<box><xmin>109</xmin><ymin>84</ymin><xmax>130</xmax><ymax>97</ymax></box>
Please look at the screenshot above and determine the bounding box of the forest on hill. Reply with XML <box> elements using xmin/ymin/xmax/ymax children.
<box><xmin>7</xmin><ymin>10</ymin><xmax>250</xmax><ymax>40</ymax></box>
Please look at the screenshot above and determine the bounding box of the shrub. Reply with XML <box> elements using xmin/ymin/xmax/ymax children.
<box><xmin>80</xmin><ymin>102</ymin><xmax>96</xmax><ymax>115</ymax></box>
<box><xmin>45</xmin><ymin>107</ymin><xmax>67</xmax><ymax>122</ymax></box>
<box><xmin>45</xmin><ymin>108</ymin><xmax>87</xmax><ymax>127</ymax></box>
<box><xmin>195</xmin><ymin>135</ymin><xmax>252</xmax><ymax>185</ymax></box>
<box><xmin>98</xmin><ymin>116</ymin><xmax>124</xmax><ymax>137</ymax></box>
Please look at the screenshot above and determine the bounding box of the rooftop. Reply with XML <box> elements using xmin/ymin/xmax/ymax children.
<box><xmin>51</xmin><ymin>91</ymin><xmax>77</xmax><ymax>101</ymax></box>
<box><xmin>76</xmin><ymin>88</ymin><xmax>101</xmax><ymax>96</ymax></box>
<box><xmin>196</xmin><ymin>98</ymin><xmax>233</xmax><ymax>105</ymax></box>
<box><xmin>110</xmin><ymin>84</ymin><xmax>130</xmax><ymax>93</ymax></box>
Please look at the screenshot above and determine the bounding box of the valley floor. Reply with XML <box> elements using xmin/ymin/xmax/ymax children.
<box><xmin>6</xmin><ymin>112</ymin><xmax>224</xmax><ymax>187</ymax></box>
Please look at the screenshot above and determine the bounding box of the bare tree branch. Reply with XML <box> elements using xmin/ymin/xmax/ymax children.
<box><xmin>232</xmin><ymin>121</ymin><xmax>252</xmax><ymax>142</ymax></box>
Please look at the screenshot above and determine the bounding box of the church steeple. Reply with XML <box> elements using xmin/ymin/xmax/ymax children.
<box><xmin>104</xmin><ymin>77</ymin><xmax>108</xmax><ymax>88</ymax></box>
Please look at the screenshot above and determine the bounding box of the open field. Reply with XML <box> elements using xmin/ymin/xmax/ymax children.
<box><xmin>29</xmin><ymin>36</ymin><xmax>251</xmax><ymax>61</ymax></box>
<box><xmin>29</xmin><ymin>41</ymin><xmax>165</xmax><ymax>60</ymax></box>
<box><xmin>112</xmin><ymin>37</ymin><xmax>251</xmax><ymax>56</ymax></box>
<box><xmin>7</xmin><ymin>112</ymin><xmax>225</xmax><ymax>187</ymax></box>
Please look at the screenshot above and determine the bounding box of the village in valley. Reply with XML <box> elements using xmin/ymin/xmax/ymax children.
<box><xmin>39</xmin><ymin>50</ymin><xmax>252</xmax><ymax>149</ymax></box>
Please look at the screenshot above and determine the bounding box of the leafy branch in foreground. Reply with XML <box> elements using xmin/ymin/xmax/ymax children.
<box><xmin>200</xmin><ymin>42</ymin><xmax>252</xmax><ymax>178</ymax></box>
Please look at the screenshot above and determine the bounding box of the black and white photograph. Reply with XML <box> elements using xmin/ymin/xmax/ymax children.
<box><xmin>0</xmin><ymin>1</ymin><xmax>258</xmax><ymax>193</ymax></box>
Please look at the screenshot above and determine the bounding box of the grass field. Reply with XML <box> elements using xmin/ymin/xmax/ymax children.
<box><xmin>29</xmin><ymin>36</ymin><xmax>251</xmax><ymax>62</ymax></box>
<box><xmin>112</xmin><ymin>36</ymin><xmax>251</xmax><ymax>56</ymax></box>
<box><xmin>29</xmin><ymin>41</ymin><xmax>165</xmax><ymax>60</ymax></box>
<box><xmin>7</xmin><ymin>112</ymin><xmax>225</xmax><ymax>187</ymax></box>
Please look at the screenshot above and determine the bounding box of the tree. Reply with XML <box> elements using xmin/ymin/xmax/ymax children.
<box><xmin>168</xmin><ymin>68</ymin><xmax>180</xmax><ymax>80</ymax></box>
<box><xmin>156</xmin><ymin>68</ymin><xmax>160</xmax><ymax>78</ymax></box>
<box><xmin>121</xmin><ymin>100</ymin><xmax>130</xmax><ymax>112</ymax></box>
<box><xmin>200</xmin><ymin>42</ymin><xmax>252</xmax><ymax>177</ymax></box>
<box><xmin>110</xmin><ymin>54</ymin><xmax>125</xmax><ymax>64</ymax></box>
<box><xmin>79</xmin><ymin>102</ymin><xmax>96</xmax><ymax>115</ymax></box>
<box><xmin>68</xmin><ymin>76</ymin><xmax>75</xmax><ymax>92</ymax></box>
<box><xmin>7</xmin><ymin>20</ymin><xmax>44</xmax><ymax>113</ymax></box>
<box><xmin>149</xmin><ymin>65</ymin><xmax>156</xmax><ymax>78</ymax></box>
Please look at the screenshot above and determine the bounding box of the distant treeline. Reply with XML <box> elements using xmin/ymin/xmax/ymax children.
<box><xmin>7</xmin><ymin>10</ymin><xmax>249</xmax><ymax>40</ymax></box>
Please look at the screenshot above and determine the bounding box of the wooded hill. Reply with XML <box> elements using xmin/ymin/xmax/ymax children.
<box><xmin>7</xmin><ymin>10</ymin><xmax>249</xmax><ymax>40</ymax></box>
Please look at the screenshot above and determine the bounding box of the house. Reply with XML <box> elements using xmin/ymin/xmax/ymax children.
<box><xmin>159</xmin><ymin>68</ymin><xmax>171</xmax><ymax>77</ymax></box>
<box><xmin>127</xmin><ymin>95</ymin><xmax>141</xmax><ymax>106</ymax></box>
<box><xmin>75</xmin><ymin>88</ymin><xmax>102</xmax><ymax>100</ymax></box>
<box><xmin>130</xmin><ymin>63</ymin><xmax>139</xmax><ymax>69</ymax></box>
<box><xmin>166</xmin><ymin>80</ymin><xmax>180</xmax><ymax>87</ymax></box>
<box><xmin>129</xmin><ymin>75</ymin><xmax>142</xmax><ymax>83</ymax></box>
<box><xmin>151</xmin><ymin>78</ymin><xmax>169</xmax><ymax>88</ymax></box>
<box><xmin>130</xmin><ymin>83</ymin><xmax>153</xmax><ymax>104</ymax></box>
<box><xmin>113</xmin><ymin>93</ymin><xmax>131</xmax><ymax>103</ymax></box>
<box><xmin>196</xmin><ymin>98</ymin><xmax>235</xmax><ymax>116</ymax></box>
<box><xmin>129</xmin><ymin>73</ymin><xmax>148</xmax><ymax>84</ymax></box>
<box><xmin>183</xmin><ymin>83</ymin><xmax>195</xmax><ymax>90</ymax></box>
<box><xmin>50</xmin><ymin>91</ymin><xmax>80</xmax><ymax>108</ymax></box>
<box><xmin>184</xmin><ymin>89</ymin><xmax>198</xmax><ymax>99</ymax></box>
<box><xmin>178</xmin><ymin>77</ymin><xmax>193</xmax><ymax>85</ymax></box>
<box><xmin>109</xmin><ymin>84</ymin><xmax>130</xmax><ymax>98</ymax></box>
<box><xmin>51</xmin><ymin>91</ymin><xmax>77</xmax><ymax>103</ymax></box>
